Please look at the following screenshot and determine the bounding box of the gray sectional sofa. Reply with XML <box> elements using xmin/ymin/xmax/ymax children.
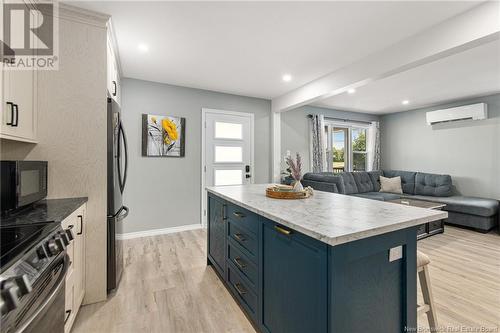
<box><xmin>301</xmin><ymin>170</ymin><xmax>499</xmax><ymax>232</ymax></box>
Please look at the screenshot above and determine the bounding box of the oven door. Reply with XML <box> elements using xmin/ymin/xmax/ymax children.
<box><xmin>17</xmin><ymin>161</ymin><xmax>48</xmax><ymax>208</ymax></box>
<box><xmin>13</xmin><ymin>254</ymin><xmax>68</xmax><ymax>333</ymax></box>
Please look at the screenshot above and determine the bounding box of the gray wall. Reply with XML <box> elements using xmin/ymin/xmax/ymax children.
<box><xmin>281</xmin><ymin>105</ymin><xmax>379</xmax><ymax>172</ymax></box>
<box><xmin>121</xmin><ymin>78</ymin><xmax>271</xmax><ymax>233</ymax></box>
<box><xmin>381</xmin><ymin>93</ymin><xmax>500</xmax><ymax>199</ymax></box>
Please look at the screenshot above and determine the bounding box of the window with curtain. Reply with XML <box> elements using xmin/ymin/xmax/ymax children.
<box><xmin>324</xmin><ymin>122</ymin><xmax>369</xmax><ymax>173</ymax></box>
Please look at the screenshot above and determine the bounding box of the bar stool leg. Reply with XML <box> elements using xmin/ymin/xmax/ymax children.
<box><xmin>418</xmin><ymin>265</ymin><xmax>438</xmax><ymax>330</ymax></box>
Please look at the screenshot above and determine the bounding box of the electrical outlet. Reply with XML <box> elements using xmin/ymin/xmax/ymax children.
<box><xmin>389</xmin><ymin>246</ymin><xmax>403</xmax><ymax>262</ymax></box>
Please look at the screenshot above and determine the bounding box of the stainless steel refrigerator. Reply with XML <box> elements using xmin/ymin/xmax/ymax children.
<box><xmin>107</xmin><ymin>97</ymin><xmax>129</xmax><ymax>293</ymax></box>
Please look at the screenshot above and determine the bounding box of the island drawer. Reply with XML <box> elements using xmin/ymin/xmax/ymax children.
<box><xmin>226</xmin><ymin>203</ymin><xmax>259</xmax><ymax>235</ymax></box>
<box><xmin>227</xmin><ymin>239</ymin><xmax>257</xmax><ymax>288</ymax></box>
<box><xmin>227</xmin><ymin>264</ymin><xmax>257</xmax><ymax>321</ymax></box>
<box><xmin>227</xmin><ymin>221</ymin><xmax>258</xmax><ymax>262</ymax></box>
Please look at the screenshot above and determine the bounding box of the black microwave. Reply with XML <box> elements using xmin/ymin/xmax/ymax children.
<box><xmin>1</xmin><ymin>161</ymin><xmax>48</xmax><ymax>214</ymax></box>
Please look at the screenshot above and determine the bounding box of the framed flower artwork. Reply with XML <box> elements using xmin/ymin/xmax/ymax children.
<box><xmin>142</xmin><ymin>113</ymin><xmax>186</xmax><ymax>157</ymax></box>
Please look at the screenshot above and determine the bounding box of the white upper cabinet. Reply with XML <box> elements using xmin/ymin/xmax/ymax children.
<box><xmin>1</xmin><ymin>1</ymin><xmax>38</xmax><ymax>143</ymax></box>
<box><xmin>106</xmin><ymin>26</ymin><xmax>121</xmax><ymax>105</ymax></box>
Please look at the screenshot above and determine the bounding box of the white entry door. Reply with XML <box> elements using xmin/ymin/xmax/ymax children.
<box><xmin>202</xmin><ymin>109</ymin><xmax>254</xmax><ymax>224</ymax></box>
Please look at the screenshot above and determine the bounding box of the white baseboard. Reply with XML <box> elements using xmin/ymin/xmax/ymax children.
<box><xmin>117</xmin><ymin>223</ymin><xmax>204</xmax><ymax>240</ymax></box>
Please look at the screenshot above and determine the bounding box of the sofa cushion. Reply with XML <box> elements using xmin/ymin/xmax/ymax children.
<box><xmin>415</xmin><ymin>172</ymin><xmax>452</xmax><ymax>197</ymax></box>
<box><xmin>301</xmin><ymin>179</ymin><xmax>339</xmax><ymax>194</ymax></box>
<box><xmin>401</xmin><ymin>194</ymin><xmax>499</xmax><ymax>217</ymax></box>
<box><xmin>379</xmin><ymin>176</ymin><xmax>403</xmax><ymax>194</ymax></box>
<box><xmin>352</xmin><ymin>172</ymin><xmax>374</xmax><ymax>193</ymax></box>
<box><xmin>444</xmin><ymin>211</ymin><xmax>497</xmax><ymax>231</ymax></box>
<box><xmin>382</xmin><ymin>170</ymin><xmax>416</xmax><ymax>194</ymax></box>
<box><xmin>368</xmin><ymin>171</ymin><xmax>382</xmax><ymax>192</ymax></box>
<box><xmin>303</xmin><ymin>172</ymin><xmax>344</xmax><ymax>194</ymax></box>
<box><xmin>352</xmin><ymin>192</ymin><xmax>401</xmax><ymax>201</ymax></box>
<box><xmin>337</xmin><ymin>172</ymin><xmax>359</xmax><ymax>194</ymax></box>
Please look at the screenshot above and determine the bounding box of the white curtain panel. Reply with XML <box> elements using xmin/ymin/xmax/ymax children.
<box><xmin>367</xmin><ymin>121</ymin><xmax>381</xmax><ymax>171</ymax></box>
<box><xmin>309</xmin><ymin>114</ymin><xmax>326</xmax><ymax>173</ymax></box>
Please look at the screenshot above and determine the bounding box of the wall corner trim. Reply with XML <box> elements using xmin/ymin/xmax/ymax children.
<box><xmin>58</xmin><ymin>3</ymin><xmax>110</xmax><ymax>27</ymax></box>
<box><xmin>117</xmin><ymin>224</ymin><xmax>204</xmax><ymax>240</ymax></box>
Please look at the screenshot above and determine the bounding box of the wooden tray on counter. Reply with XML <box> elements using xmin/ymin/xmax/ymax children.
<box><xmin>266</xmin><ymin>185</ymin><xmax>312</xmax><ymax>199</ymax></box>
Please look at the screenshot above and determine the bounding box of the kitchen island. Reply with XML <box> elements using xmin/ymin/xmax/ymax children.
<box><xmin>206</xmin><ymin>184</ymin><xmax>447</xmax><ymax>333</ymax></box>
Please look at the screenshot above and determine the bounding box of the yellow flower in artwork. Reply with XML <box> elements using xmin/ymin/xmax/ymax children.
<box><xmin>162</xmin><ymin>118</ymin><xmax>178</xmax><ymax>142</ymax></box>
<box><xmin>151</xmin><ymin>116</ymin><xmax>157</xmax><ymax>124</ymax></box>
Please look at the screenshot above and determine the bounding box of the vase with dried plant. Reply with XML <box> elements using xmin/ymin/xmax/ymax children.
<box><xmin>285</xmin><ymin>153</ymin><xmax>304</xmax><ymax>192</ymax></box>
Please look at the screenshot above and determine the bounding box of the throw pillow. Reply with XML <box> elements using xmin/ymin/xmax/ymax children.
<box><xmin>379</xmin><ymin>176</ymin><xmax>403</xmax><ymax>194</ymax></box>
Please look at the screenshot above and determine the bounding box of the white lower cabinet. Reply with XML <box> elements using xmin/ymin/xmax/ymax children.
<box><xmin>62</xmin><ymin>204</ymin><xmax>86</xmax><ymax>333</ymax></box>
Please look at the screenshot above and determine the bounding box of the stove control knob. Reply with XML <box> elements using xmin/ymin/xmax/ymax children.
<box><xmin>46</xmin><ymin>239</ymin><xmax>59</xmax><ymax>256</ymax></box>
<box><xmin>0</xmin><ymin>282</ymin><xmax>20</xmax><ymax>314</ymax></box>
<box><xmin>0</xmin><ymin>293</ymin><xmax>7</xmax><ymax>315</ymax></box>
<box><xmin>58</xmin><ymin>232</ymin><xmax>70</xmax><ymax>246</ymax></box>
<box><xmin>37</xmin><ymin>246</ymin><xmax>48</xmax><ymax>259</ymax></box>
<box><xmin>55</xmin><ymin>236</ymin><xmax>66</xmax><ymax>251</ymax></box>
<box><xmin>65</xmin><ymin>227</ymin><xmax>74</xmax><ymax>241</ymax></box>
<box><xmin>14</xmin><ymin>275</ymin><xmax>32</xmax><ymax>296</ymax></box>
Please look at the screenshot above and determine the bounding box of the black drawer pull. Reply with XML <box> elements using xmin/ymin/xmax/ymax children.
<box><xmin>221</xmin><ymin>204</ymin><xmax>227</xmax><ymax>221</ymax></box>
<box><xmin>64</xmin><ymin>309</ymin><xmax>72</xmax><ymax>323</ymax></box>
<box><xmin>6</xmin><ymin>102</ymin><xmax>14</xmax><ymax>125</ymax></box>
<box><xmin>12</xmin><ymin>104</ymin><xmax>18</xmax><ymax>127</ymax></box>
<box><xmin>274</xmin><ymin>225</ymin><xmax>292</xmax><ymax>236</ymax></box>
<box><xmin>234</xmin><ymin>233</ymin><xmax>246</xmax><ymax>242</ymax></box>
<box><xmin>233</xmin><ymin>211</ymin><xmax>245</xmax><ymax>218</ymax></box>
<box><xmin>233</xmin><ymin>282</ymin><xmax>247</xmax><ymax>296</ymax></box>
<box><xmin>233</xmin><ymin>257</ymin><xmax>246</xmax><ymax>269</ymax></box>
<box><xmin>77</xmin><ymin>215</ymin><xmax>83</xmax><ymax>235</ymax></box>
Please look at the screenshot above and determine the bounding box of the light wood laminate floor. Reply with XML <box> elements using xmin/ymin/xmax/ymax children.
<box><xmin>72</xmin><ymin>226</ymin><xmax>499</xmax><ymax>333</ymax></box>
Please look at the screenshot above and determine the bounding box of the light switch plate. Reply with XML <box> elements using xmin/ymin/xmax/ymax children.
<box><xmin>389</xmin><ymin>246</ymin><xmax>403</xmax><ymax>262</ymax></box>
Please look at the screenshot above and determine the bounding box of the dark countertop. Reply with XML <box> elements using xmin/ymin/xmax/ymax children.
<box><xmin>1</xmin><ymin>197</ymin><xmax>88</xmax><ymax>226</ymax></box>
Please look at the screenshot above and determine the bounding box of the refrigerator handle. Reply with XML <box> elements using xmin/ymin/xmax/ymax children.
<box><xmin>119</xmin><ymin>121</ymin><xmax>128</xmax><ymax>192</ymax></box>
<box><xmin>119</xmin><ymin>206</ymin><xmax>129</xmax><ymax>220</ymax></box>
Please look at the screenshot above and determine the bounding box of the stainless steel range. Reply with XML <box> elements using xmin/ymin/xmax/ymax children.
<box><xmin>0</xmin><ymin>221</ymin><xmax>73</xmax><ymax>333</ymax></box>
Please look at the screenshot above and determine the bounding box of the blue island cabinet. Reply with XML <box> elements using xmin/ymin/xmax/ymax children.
<box><xmin>261</xmin><ymin>221</ymin><xmax>327</xmax><ymax>333</ymax></box>
<box><xmin>207</xmin><ymin>193</ymin><xmax>418</xmax><ymax>333</ymax></box>
<box><xmin>207</xmin><ymin>195</ymin><xmax>226</xmax><ymax>276</ymax></box>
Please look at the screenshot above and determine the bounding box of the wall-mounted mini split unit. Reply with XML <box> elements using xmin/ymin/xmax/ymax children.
<box><xmin>426</xmin><ymin>103</ymin><xmax>488</xmax><ymax>125</ymax></box>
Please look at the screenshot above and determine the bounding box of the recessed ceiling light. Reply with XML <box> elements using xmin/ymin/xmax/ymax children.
<box><xmin>402</xmin><ymin>100</ymin><xmax>409</xmax><ymax>105</ymax></box>
<box><xmin>347</xmin><ymin>88</ymin><xmax>356</xmax><ymax>94</ymax></box>
<box><xmin>138</xmin><ymin>43</ymin><xmax>149</xmax><ymax>52</ymax></box>
<box><xmin>282</xmin><ymin>74</ymin><xmax>292</xmax><ymax>82</ymax></box>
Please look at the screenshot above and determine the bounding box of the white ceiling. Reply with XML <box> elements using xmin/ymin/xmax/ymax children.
<box><xmin>69</xmin><ymin>1</ymin><xmax>482</xmax><ymax>99</ymax></box>
<box><xmin>313</xmin><ymin>39</ymin><xmax>500</xmax><ymax>114</ymax></box>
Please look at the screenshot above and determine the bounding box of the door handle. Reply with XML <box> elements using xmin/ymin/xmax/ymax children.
<box><xmin>233</xmin><ymin>211</ymin><xmax>245</xmax><ymax>218</ymax></box>
<box><xmin>117</xmin><ymin>121</ymin><xmax>128</xmax><ymax>193</ymax></box>
<box><xmin>233</xmin><ymin>282</ymin><xmax>247</xmax><ymax>296</ymax></box>
<box><xmin>233</xmin><ymin>233</ymin><xmax>246</xmax><ymax>242</ymax></box>
<box><xmin>221</xmin><ymin>204</ymin><xmax>227</xmax><ymax>221</ymax></box>
<box><xmin>64</xmin><ymin>309</ymin><xmax>72</xmax><ymax>323</ymax></box>
<box><xmin>274</xmin><ymin>225</ymin><xmax>292</xmax><ymax>236</ymax></box>
<box><xmin>233</xmin><ymin>257</ymin><xmax>246</xmax><ymax>269</ymax></box>
<box><xmin>77</xmin><ymin>215</ymin><xmax>83</xmax><ymax>235</ymax></box>
<box><xmin>6</xmin><ymin>102</ymin><xmax>14</xmax><ymax>125</ymax></box>
<box><xmin>112</xmin><ymin>80</ymin><xmax>117</xmax><ymax>96</ymax></box>
<box><xmin>12</xmin><ymin>104</ymin><xmax>18</xmax><ymax>127</ymax></box>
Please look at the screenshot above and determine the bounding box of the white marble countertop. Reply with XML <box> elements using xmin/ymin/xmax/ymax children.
<box><xmin>207</xmin><ymin>184</ymin><xmax>448</xmax><ymax>246</ymax></box>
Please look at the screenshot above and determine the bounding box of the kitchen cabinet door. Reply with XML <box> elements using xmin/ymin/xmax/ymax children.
<box><xmin>261</xmin><ymin>221</ymin><xmax>327</xmax><ymax>333</ymax></box>
<box><xmin>0</xmin><ymin>2</ymin><xmax>37</xmax><ymax>142</ymax></box>
<box><xmin>62</xmin><ymin>204</ymin><xmax>86</xmax><ymax>333</ymax></box>
<box><xmin>208</xmin><ymin>196</ymin><xmax>226</xmax><ymax>276</ymax></box>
